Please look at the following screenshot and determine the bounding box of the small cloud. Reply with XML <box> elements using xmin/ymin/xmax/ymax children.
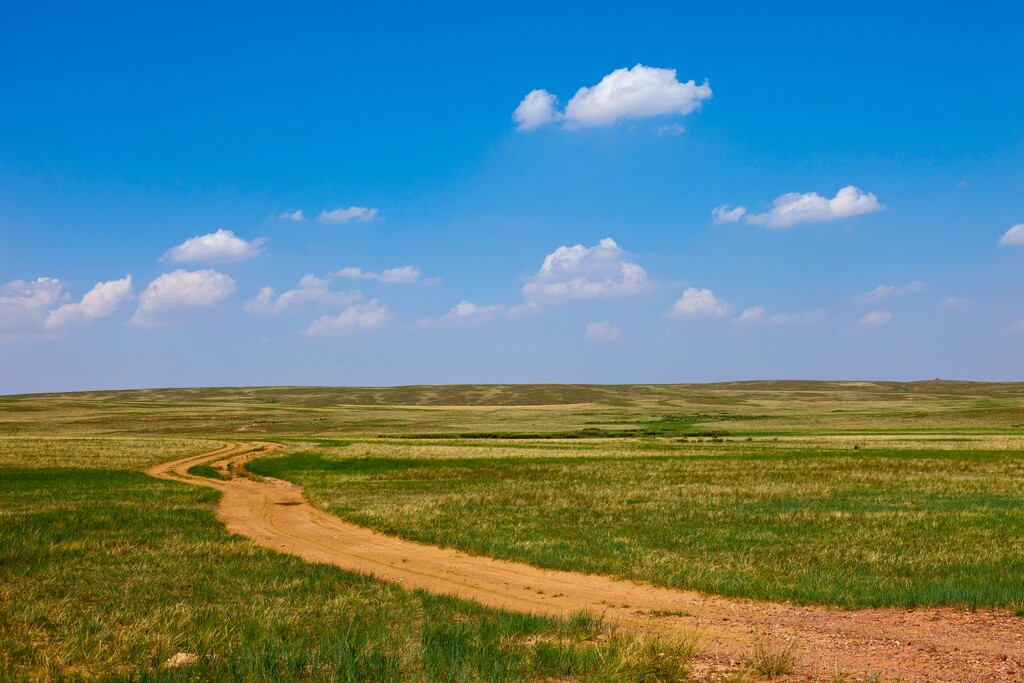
<box><xmin>712</xmin><ymin>205</ymin><xmax>747</xmax><ymax>224</ymax></box>
<box><xmin>583</xmin><ymin>320</ymin><xmax>621</xmax><ymax>343</ymax></box>
<box><xmin>332</xmin><ymin>265</ymin><xmax>425</xmax><ymax>285</ymax></box>
<box><xmin>522</xmin><ymin>237</ymin><xmax>650</xmax><ymax>302</ymax></box>
<box><xmin>514</xmin><ymin>64</ymin><xmax>712</xmax><ymax>130</ymax></box>
<box><xmin>513</xmin><ymin>89</ymin><xmax>560</xmax><ymax>131</ymax></box>
<box><xmin>1009</xmin><ymin>319</ymin><xmax>1024</xmax><ymax>333</ymax></box>
<box><xmin>45</xmin><ymin>276</ymin><xmax>133</xmax><ymax>331</ymax></box>
<box><xmin>939</xmin><ymin>297</ymin><xmax>970</xmax><ymax>310</ymax></box>
<box><xmin>999</xmin><ymin>224</ymin><xmax>1024</xmax><ymax>247</ymax></box>
<box><xmin>735</xmin><ymin>306</ymin><xmax>827</xmax><ymax>326</ymax></box>
<box><xmin>666</xmin><ymin>287</ymin><xmax>733</xmax><ymax>319</ymax></box>
<box><xmin>243</xmin><ymin>275</ymin><xmax>362</xmax><ymax>317</ymax></box>
<box><xmin>163</xmin><ymin>230</ymin><xmax>267</xmax><ymax>263</ymax></box>
<box><xmin>279</xmin><ymin>209</ymin><xmax>305</xmax><ymax>222</ymax></box>
<box><xmin>656</xmin><ymin>123</ymin><xmax>686</xmax><ymax>137</ymax></box>
<box><xmin>850</xmin><ymin>281</ymin><xmax>927</xmax><ymax>304</ymax></box>
<box><xmin>303</xmin><ymin>300</ymin><xmax>388</xmax><ymax>337</ymax></box>
<box><xmin>956</xmin><ymin>180</ymin><xmax>969</xmax><ymax>189</ymax></box>
<box><xmin>857</xmin><ymin>310</ymin><xmax>892</xmax><ymax>328</ymax></box>
<box><xmin>714</xmin><ymin>186</ymin><xmax>884</xmax><ymax>229</ymax></box>
<box><xmin>131</xmin><ymin>269</ymin><xmax>236</xmax><ymax>327</ymax></box>
<box><xmin>317</xmin><ymin>206</ymin><xmax>379</xmax><ymax>224</ymax></box>
<box><xmin>437</xmin><ymin>300</ymin><xmax>505</xmax><ymax>325</ymax></box>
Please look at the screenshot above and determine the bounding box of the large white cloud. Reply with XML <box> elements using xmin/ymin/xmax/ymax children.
<box><xmin>243</xmin><ymin>275</ymin><xmax>362</xmax><ymax>317</ymax></box>
<box><xmin>46</xmin><ymin>276</ymin><xmax>133</xmax><ymax>330</ymax></box>
<box><xmin>131</xmin><ymin>269</ymin><xmax>236</xmax><ymax>326</ymax></box>
<box><xmin>303</xmin><ymin>300</ymin><xmax>388</xmax><ymax>337</ymax></box>
<box><xmin>0</xmin><ymin>277</ymin><xmax>66</xmax><ymax>332</ymax></box>
<box><xmin>713</xmin><ymin>186</ymin><xmax>884</xmax><ymax>228</ymax></box>
<box><xmin>334</xmin><ymin>265</ymin><xmax>423</xmax><ymax>284</ymax></box>
<box><xmin>163</xmin><ymin>230</ymin><xmax>267</xmax><ymax>263</ymax></box>
<box><xmin>849</xmin><ymin>281</ymin><xmax>927</xmax><ymax>304</ymax></box>
<box><xmin>317</xmin><ymin>206</ymin><xmax>379</xmax><ymax>224</ymax></box>
<box><xmin>666</xmin><ymin>287</ymin><xmax>732</xmax><ymax>319</ymax></box>
<box><xmin>522</xmin><ymin>237</ymin><xmax>650</xmax><ymax>301</ymax></box>
<box><xmin>514</xmin><ymin>64</ymin><xmax>712</xmax><ymax>130</ymax></box>
<box><xmin>999</xmin><ymin>224</ymin><xmax>1024</xmax><ymax>247</ymax></box>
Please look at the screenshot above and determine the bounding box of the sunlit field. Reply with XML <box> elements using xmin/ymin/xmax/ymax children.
<box><xmin>2</xmin><ymin>381</ymin><xmax>1024</xmax><ymax>680</ymax></box>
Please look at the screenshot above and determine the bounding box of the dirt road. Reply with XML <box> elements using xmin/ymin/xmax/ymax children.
<box><xmin>146</xmin><ymin>442</ymin><xmax>1024</xmax><ymax>682</ymax></box>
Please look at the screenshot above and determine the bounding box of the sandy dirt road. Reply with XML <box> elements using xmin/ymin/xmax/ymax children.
<box><xmin>146</xmin><ymin>442</ymin><xmax>1024</xmax><ymax>682</ymax></box>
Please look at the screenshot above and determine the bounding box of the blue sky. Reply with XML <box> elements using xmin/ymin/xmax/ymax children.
<box><xmin>2</xmin><ymin>1</ymin><xmax>1023</xmax><ymax>393</ymax></box>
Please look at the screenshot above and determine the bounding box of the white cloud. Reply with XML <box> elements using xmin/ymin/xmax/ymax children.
<box><xmin>736</xmin><ymin>305</ymin><xmax>827</xmax><ymax>325</ymax></box>
<box><xmin>279</xmin><ymin>209</ymin><xmax>305</xmax><ymax>222</ymax></box>
<box><xmin>513</xmin><ymin>89</ymin><xmax>559</xmax><ymax>130</ymax></box>
<box><xmin>162</xmin><ymin>229</ymin><xmax>267</xmax><ymax>263</ymax></box>
<box><xmin>317</xmin><ymin>206</ymin><xmax>379</xmax><ymax>224</ymax></box>
<box><xmin>131</xmin><ymin>269</ymin><xmax>236</xmax><ymax>327</ymax></box>
<box><xmin>243</xmin><ymin>275</ymin><xmax>362</xmax><ymax>317</ymax></box>
<box><xmin>303</xmin><ymin>300</ymin><xmax>388</xmax><ymax>337</ymax></box>
<box><xmin>46</xmin><ymin>276</ymin><xmax>133</xmax><ymax>330</ymax></box>
<box><xmin>666</xmin><ymin>287</ymin><xmax>732</xmax><ymax>319</ymax></box>
<box><xmin>939</xmin><ymin>297</ymin><xmax>970</xmax><ymax>310</ymax></box>
<box><xmin>333</xmin><ymin>265</ymin><xmax>423</xmax><ymax>284</ymax></box>
<box><xmin>714</xmin><ymin>186</ymin><xmax>884</xmax><ymax>228</ymax></box>
<box><xmin>857</xmin><ymin>310</ymin><xmax>892</xmax><ymax>328</ymax></box>
<box><xmin>0</xmin><ymin>277</ymin><xmax>66</xmax><ymax>332</ymax></box>
<box><xmin>849</xmin><ymin>281</ymin><xmax>927</xmax><ymax>304</ymax></box>
<box><xmin>712</xmin><ymin>205</ymin><xmax>747</xmax><ymax>223</ymax></box>
<box><xmin>515</xmin><ymin>64</ymin><xmax>712</xmax><ymax>130</ymax></box>
<box><xmin>656</xmin><ymin>123</ymin><xmax>686</xmax><ymax>137</ymax></box>
<box><xmin>584</xmin><ymin>320</ymin><xmax>621</xmax><ymax>342</ymax></box>
<box><xmin>999</xmin><ymin>224</ymin><xmax>1024</xmax><ymax>247</ymax></box>
<box><xmin>442</xmin><ymin>300</ymin><xmax>505</xmax><ymax>324</ymax></box>
<box><xmin>522</xmin><ymin>237</ymin><xmax>650</xmax><ymax>301</ymax></box>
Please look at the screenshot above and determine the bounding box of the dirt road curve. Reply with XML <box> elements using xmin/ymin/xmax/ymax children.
<box><xmin>146</xmin><ymin>442</ymin><xmax>1024</xmax><ymax>682</ymax></box>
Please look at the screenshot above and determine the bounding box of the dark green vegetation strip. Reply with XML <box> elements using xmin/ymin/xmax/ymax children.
<box><xmin>0</xmin><ymin>466</ymin><xmax>694</xmax><ymax>681</ymax></box>
<box><xmin>185</xmin><ymin>463</ymin><xmax>227</xmax><ymax>480</ymax></box>
<box><xmin>252</xmin><ymin>447</ymin><xmax>1024</xmax><ymax>610</ymax></box>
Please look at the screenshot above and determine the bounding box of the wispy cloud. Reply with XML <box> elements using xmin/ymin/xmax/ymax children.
<box><xmin>713</xmin><ymin>186</ymin><xmax>883</xmax><ymax>229</ymax></box>
<box><xmin>333</xmin><ymin>265</ymin><xmax>428</xmax><ymax>284</ymax></box>
<box><xmin>849</xmin><ymin>281</ymin><xmax>927</xmax><ymax>305</ymax></box>
<box><xmin>303</xmin><ymin>300</ymin><xmax>388</xmax><ymax>337</ymax></box>
<box><xmin>999</xmin><ymin>223</ymin><xmax>1024</xmax><ymax>247</ymax></box>
<box><xmin>736</xmin><ymin>306</ymin><xmax>827</xmax><ymax>326</ymax></box>
<box><xmin>514</xmin><ymin>64</ymin><xmax>711</xmax><ymax>130</ymax></box>
<box><xmin>317</xmin><ymin>206</ymin><xmax>379</xmax><ymax>224</ymax></box>
<box><xmin>243</xmin><ymin>275</ymin><xmax>362</xmax><ymax>317</ymax></box>
<box><xmin>162</xmin><ymin>230</ymin><xmax>267</xmax><ymax>263</ymax></box>
<box><xmin>583</xmin><ymin>320</ymin><xmax>621</xmax><ymax>342</ymax></box>
<box><xmin>279</xmin><ymin>209</ymin><xmax>305</xmax><ymax>222</ymax></box>
<box><xmin>857</xmin><ymin>310</ymin><xmax>892</xmax><ymax>328</ymax></box>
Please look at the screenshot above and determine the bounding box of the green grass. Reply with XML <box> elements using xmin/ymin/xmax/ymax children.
<box><xmin>249</xmin><ymin>446</ymin><xmax>1024</xmax><ymax>609</ymax></box>
<box><xmin>0</xmin><ymin>462</ymin><xmax>695</xmax><ymax>681</ymax></box>
<box><xmin>3</xmin><ymin>382</ymin><xmax>1024</xmax><ymax>678</ymax></box>
<box><xmin>185</xmin><ymin>463</ymin><xmax>227</xmax><ymax>480</ymax></box>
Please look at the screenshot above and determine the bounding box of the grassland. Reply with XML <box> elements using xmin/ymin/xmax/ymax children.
<box><xmin>2</xmin><ymin>381</ymin><xmax>1024</xmax><ymax>680</ymax></box>
<box><xmin>0</xmin><ymin>439</ymin><xmax>695</xmax><ymax>681</ymax></box>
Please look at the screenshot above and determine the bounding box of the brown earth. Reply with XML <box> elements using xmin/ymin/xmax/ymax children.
<box><xmin>146</xmin><ymin>442</ymin><xmax>1024</xmax><ymax>682</ymax></box>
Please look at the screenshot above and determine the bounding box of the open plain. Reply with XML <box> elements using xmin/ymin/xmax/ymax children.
<box><xmin>2</xmin><ymin>381</ymin><xmax>1024</xmax><ymax>681</ymax></box>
